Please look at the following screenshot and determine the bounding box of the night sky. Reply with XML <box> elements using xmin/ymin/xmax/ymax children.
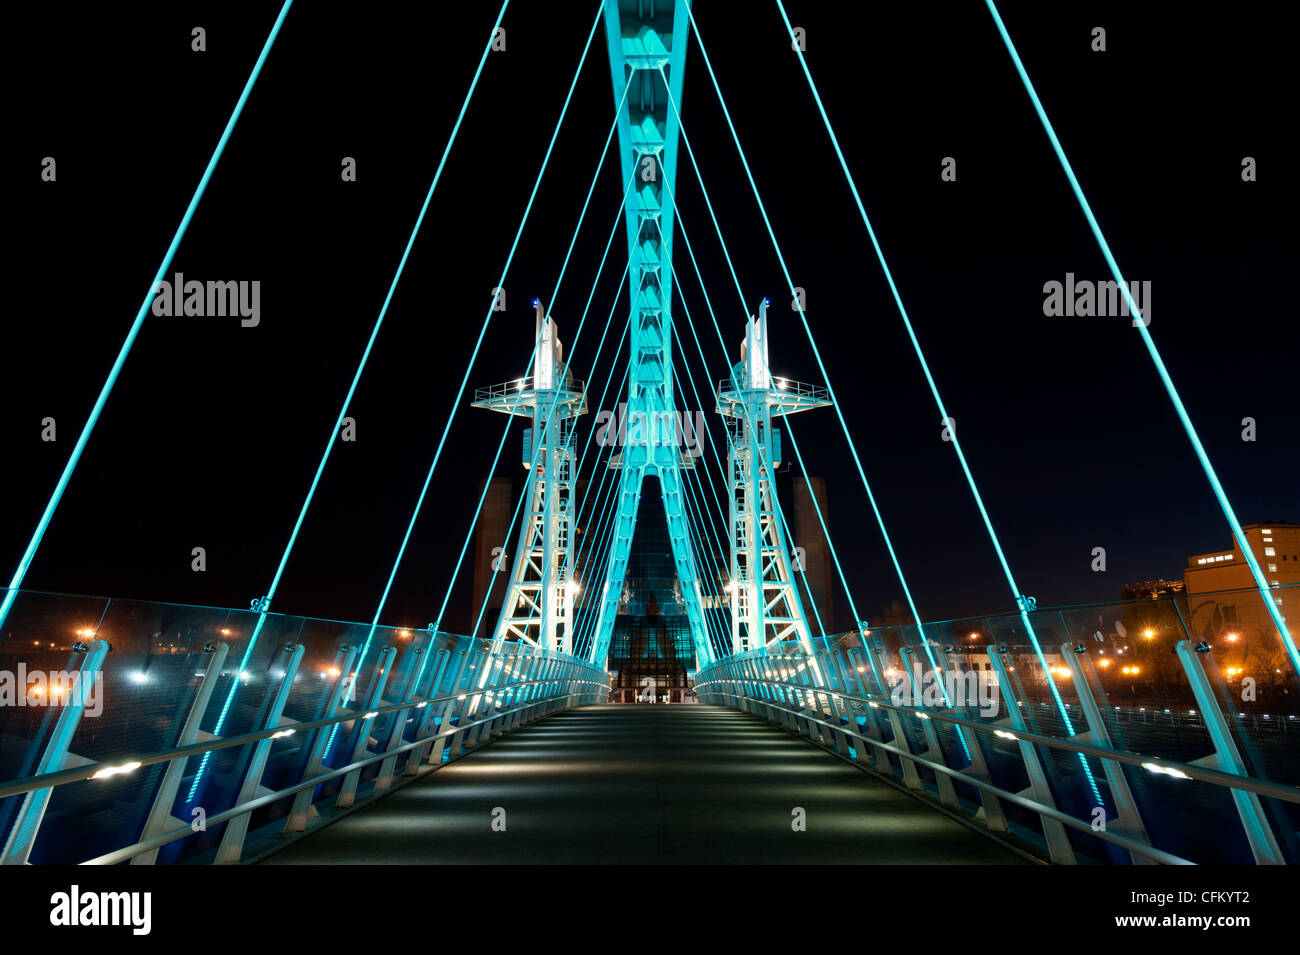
<box><xmin>7</xmin><ymin>1</ymin><xmax>1295</xmax><ymax>637</ymax></box>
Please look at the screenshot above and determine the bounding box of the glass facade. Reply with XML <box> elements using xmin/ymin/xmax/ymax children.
<box><xmin>606</xmin><ymin>478</ymin><xmax>700</xmax><ymax>700</ymax></box>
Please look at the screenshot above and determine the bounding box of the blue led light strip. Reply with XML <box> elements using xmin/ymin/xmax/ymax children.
<box><xmin>190</xmin><ymin>0</ymin><xmax>583</xmax><ymax>800</ymax></box>
<box><xmin>761</xmin><ymin>1</ymin><xmax>1099</xmax><ymax>791</ymax></box>
<box><xmin>650</xmin><ymin>150</ymin><xmax>828</xmax><ymax>666</ymax></box>
<box><xmin>359</xmin><ymin>73</ymin><xmax>635</xmax><ymax>671</ymax></box>
<box><xmin>665</xmin><ymin>265</ymin><xmax>828</xmax><ymax>647</ymax></box>
<box><xmin>570</xmin><ymin>427</ymin><xmax>632</xmax><ymax>657</ymax></box>
<box><xmin>317</xmin><ymin>5</ymin><xmax>622</xmax><ymax>758</ymax></box>
<box><xmin>661</xmin><ymin>367</ymin><xmax>736</xmax><ymax>654</ymax></box>
<box><xmin>571</xmin><ymin>353</ymin><xmax>630</xmax><ymax>544</ymax></box>
<box><xmin>472</xmin><ymin>281</ymin><xmax>646</xmax><ymax>649</ymax></box>
<box><xmin>0</xmin><ymin>0</ymin><xmax>296</xmax><ymax>630</ymax></box>
<box><xmin>981</xmin><ymin>0</ymin><xmax>1298</xmax><ymax>676</ymax></box>
<box><xmin>666</xmin><ymin>44</ymin><xmax>980</xmax><ymax>761</ymax></box>
<box><xmin>569</xmin><ymin>405</ymin><xmax>632</xmax><ymax>656</ymax></box>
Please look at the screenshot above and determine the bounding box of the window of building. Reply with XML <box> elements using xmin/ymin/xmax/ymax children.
<box><xmin>1269</xmin><ymin>563</ymin><xmax>1278</xmax><ymax>572</ymax></box>
<box><xmin>1265</xmin><ymin>547</ymin><xmax>1276</xmax><ymax>556</ymax></box>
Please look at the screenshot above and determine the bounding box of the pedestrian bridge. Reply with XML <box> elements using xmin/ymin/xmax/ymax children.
<box><xmin>1</xmin><ymin>590</ymin><xmax>1296</xmax><ymax>866</ymax></box>
<box><xmin>3</xmin><ymin>0</ymin><xmax>1297</xmax><ymax>870</ymax></box>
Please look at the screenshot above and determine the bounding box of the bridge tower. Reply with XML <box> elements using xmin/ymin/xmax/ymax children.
<box><xmin>587</xmin><ymin>0</ymin><xmax>714</xmax><ymax>669</ymax></box>
<box><xmin>717</xmin><ymin>299</ymin><xmax>830</xmax><ymax>654</ymax></box>
<box><xmin>474</xmin><ymin>303</ymin><xmax>587</xmax><ymax>654</ymax></box>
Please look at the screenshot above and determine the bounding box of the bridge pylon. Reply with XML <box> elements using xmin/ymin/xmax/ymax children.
<box><xmin>717</xmin><ymin>298</ymin><xmax>831</xmax><ymax>655</ymax></box>
<box><xmin>474</xmin><ymin>302</ymin><xmax>586</xmax><ymax>654</ymax></box>
<box><xmin>585</xmin><ymin>0</ymin><xmax>716</xmax><ymax>671</ymax></box>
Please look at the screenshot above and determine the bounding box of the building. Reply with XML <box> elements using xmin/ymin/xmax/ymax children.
<box><xmin>786</xmin><ymin>474</ymin><xmax>835</xmax><ymax>633</ymax></box>
<box><xmin>1182</xmin><ymin>521</ymin><xmax>1298</xmax><ymax>668</ymax></box>
<box><xmin>1120</xmin><ymin>579</ymin><xmax>1185</xmax><ymax>601</ymax></box>
<box><xmin>596</xmin><ymin>477</ymin><xmax>705</xmax><ymax>702</ymax></box>
<box><xmin>470</xmin><ymin>477</ymin><xmax>518</xmax><ymax>636</ymax></box>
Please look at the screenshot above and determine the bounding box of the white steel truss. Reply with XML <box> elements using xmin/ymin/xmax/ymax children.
<box><xmin>475</xmin><ymin>309</ymin><xmax>586</xmax><ymax>655</ymax></box>
<box><xmin>717</xmin><ymin>299</ymin><xmax>830</xmax><ymax>655</ymax></box>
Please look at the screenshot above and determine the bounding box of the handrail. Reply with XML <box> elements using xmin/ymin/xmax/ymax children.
<box><xmin>0</xmin><ymin>672</ymin><xmax>609</xmax><ymax>801</ymax></box>
<box><xmin>693</xmin><ymin>676</ymin><xmax>1300</xmax><ymax>805</ymax></box>
<box><xmin>698</xmin><ymin>681</ymin><xmax>1194</xmax><ymax>865</ymax></box>
<box><xmin>79</xmin><ymin>687</ymin><xmax>596</xmax><ymax>866</ymax></box>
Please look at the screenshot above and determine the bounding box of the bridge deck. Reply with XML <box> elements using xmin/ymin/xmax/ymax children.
<box><xmin>262</xmin><ymin>704</ymin><xmax>1027</xmax><ymax>864</ymax></box>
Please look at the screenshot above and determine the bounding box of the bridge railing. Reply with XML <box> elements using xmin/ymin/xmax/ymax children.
<box><xmin>0</xmin><ymin>588</ymin><xmax>609</xmax><ymax>865</ymax></box>
<box><xmin>696</xmin><ymin>584</ymin><xmax>1300</xmax><ymax>865</ymax></box>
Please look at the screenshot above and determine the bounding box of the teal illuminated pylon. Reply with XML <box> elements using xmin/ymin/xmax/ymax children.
<box><xmin>587</xmin><ymin>0</ymin><xmax>714</xmax><ymax>669</ymax></box>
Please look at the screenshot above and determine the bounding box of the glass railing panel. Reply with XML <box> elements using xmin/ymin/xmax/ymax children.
<box><xmin>32</xmin><ymin>598</ymin><xmax>239</xmax><ymax>864</ymax></box>
<box><xmin>0</xmin><ymin>590</ymin><xmax>113</xmax><ymax>850</ymax></box>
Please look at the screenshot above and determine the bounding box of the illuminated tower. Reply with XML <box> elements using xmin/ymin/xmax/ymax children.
<box><xmin>474</xmin><ymin>302</ymin><xmax>586</xmax><ymax>654</ymax></box>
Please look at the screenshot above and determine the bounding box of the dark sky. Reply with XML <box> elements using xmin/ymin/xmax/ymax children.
<box><xmin>7</xmin><ymin>1</ymin><xmax>1296</xmax><ymax>636</ymax></box>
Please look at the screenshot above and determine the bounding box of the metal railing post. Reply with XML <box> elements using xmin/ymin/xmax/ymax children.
<box><xmin>375</xmin><ymin>646</ymin><xmax>428</xmax><ymax>791</ymax></box>
<box><xmin>283</xmin><ymin>644</ymin><xmax>358</xmax><ymax>830</ymax></box>
<box><xmin>405</xmin><ymin>648</ymin><xmax>451</xmax><ymax>773</ymax></box>
<box><xmin>215</xmin><ymin>642</ymin><xmax>304</xmax><ymax>863</ymax></box>
<box><xmin>334</xmin><ymin>646</ymin><xmax>395</xmax><ymax>808</ymax></box>
<box><xmin>928</xmin><ymin>642</ymin><xmax>1006</xmax><ymax>830</ymax></box>
<box><xmin>1060</xmin><ymin>641</ymin><xmax>1153</xmax><ymax>862</ymax></box>
<box><xmin>1174</xmin><ymin>640</ymin><xmax>1285</xmax><ymax>864</ymax></box>
<box><xmin>1</xmin><ymin>638</ymin><xmax>110</xmax><ymax>865</ymax></box>
<box><xmin>988</xmin><ymin>645</ymin><xmax>1075</xmax><ymax>863</ymax></box>
<box><xmin>858</xmin><ymin>632</ymin><xmax>923</xmax><ymax>790</ymax></box>
<box><xmin>133</xmin><ymin>641</ymin><xmax>230</xmax><ymax>864</ymax></box>
<box><xmin>448</xmin><ymin>652</ymin><xmax>486</xmax><ymax>758</ymax></box>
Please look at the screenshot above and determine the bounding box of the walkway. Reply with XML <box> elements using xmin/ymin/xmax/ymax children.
<box><xmin>263</xmin><ymin>704</ymin><xmax>1027</xmax><ymax>864</ymax></box>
